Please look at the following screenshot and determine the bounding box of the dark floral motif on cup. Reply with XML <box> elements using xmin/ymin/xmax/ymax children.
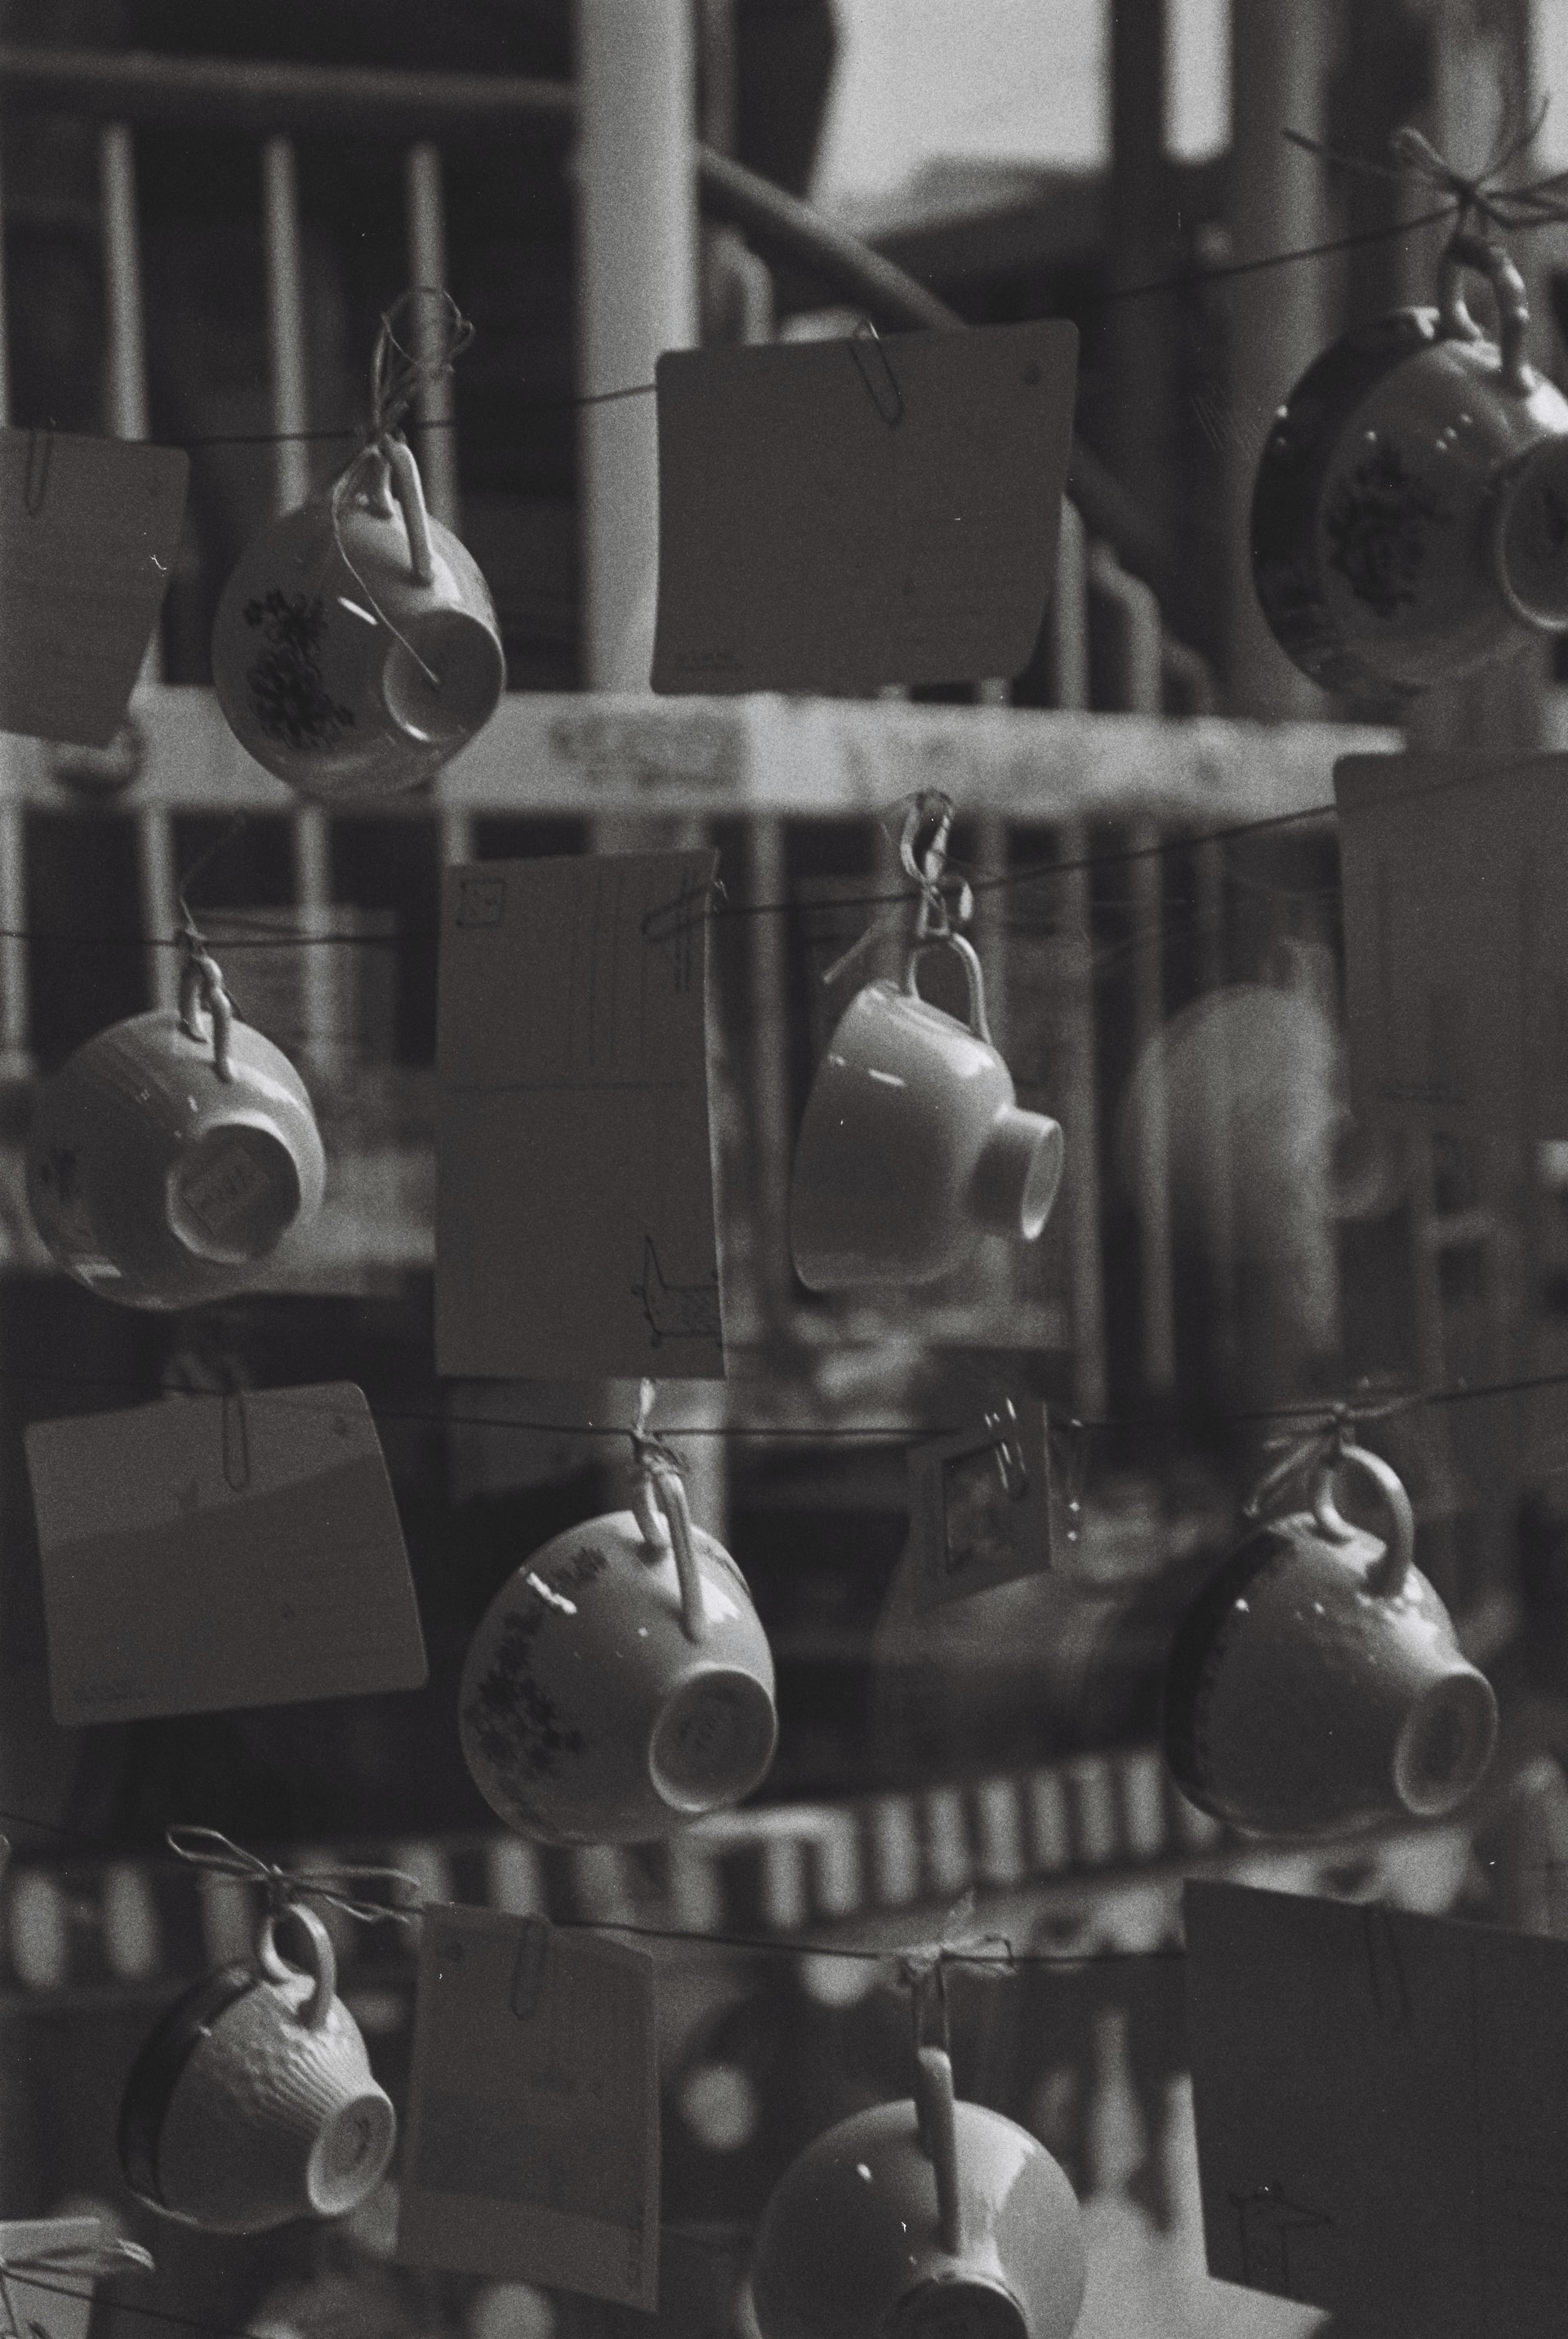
<box><xmin>462</xmin><ymin>1543</ymin><xmax>610</xmax><ymax>1820</ymax></box>
<box><xmin>1324</xmin><ymin>443</ymin><xmax>1452</xmax><ymax>621</ymax></box>
<box><xmin>242</xmin><ymin>590</ymin><xmax>356</xmax><ymax>752</ymax></box>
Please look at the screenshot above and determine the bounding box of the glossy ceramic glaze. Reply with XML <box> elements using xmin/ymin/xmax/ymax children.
<box><xmin>1164</xmin><ymin>1507</ymin><xmax>1499</xmax><ymax>1838</ymax></box>
<box><xmin>26</xmin><ymin>1009</ymin><xmax>326</xmax><ymax>1308</ymax></box>
<box><xmin>212</xmin><ymin>446</ymin><xmax>504</xmax><ymax>801</ymax></box>
<box><xmin>751</xmin><ymin>2083</ymin><xmax>1085</xmax><ymax>2339</ymax></box>
<box><xmin>790</xmin><ymin>956</ymin><xmax>1064</xmax><ymax>1292</ymax></box>
<box><xmin>119</xmin><ymin>1915</ymin><xmax>396</xmax><ymax>2235</ymax></box>
<box><xmin>1254</xmin><ymin>301</ymin><xmax>1568</xmax><ymax>696</ymax></box>
<box><xmin>459</xmin><ymin>1508</ymin><xmax>778</xmax><ymax>1845</ymax></box>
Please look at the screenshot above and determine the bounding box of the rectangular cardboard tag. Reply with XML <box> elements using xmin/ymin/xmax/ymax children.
<box><xmin>0</xmin><ymin>427</ymin><xmax>188</xmax><ymax>746</ymax></box>
<box><xmin>907</xmin><ymin>1398</ymin><xmax>1054</xmax><ymax>1611</ymax></box>
<box><xmin>0</xmin><ymin>2219</ymin><xmax>111</xmax><ymax>2339</ymax></box>
<box><xmin>1336</xmin><ymin>751</ymin><xmax>1568</xmax><ymax>1137</ymax></box>
<box><xmin>396</xmin><ymin>1907</ymin><xmax>660</xmax><ymax>2310</ymax></box>
<box><xmin>1185</xmin><ymin>1878</ymin><xmax>1568</xmax><ymax>2338</ymax></box>
<box><xmin>652</xmin><ymin>319</ymin><xmax>1077</xmax><ymax>695</ymax></box>
<box><xmin>25</xmin><ymin>1384</ymin><xmax>428</xmax><ymax>1724</ymax></box>
<box><xmin>435</xmin><ymin>853</ymin><xmax>725</xmax><ymax>1381</ymax></box>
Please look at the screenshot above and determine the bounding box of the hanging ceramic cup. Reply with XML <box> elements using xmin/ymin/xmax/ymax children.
<box><xmin>25</xmin><ymin>950</ymin><xmax>326</xmax><ymax>1308</ymax></box>
<box><xmin>118</xmin><ymin>1903</ymin><xmax>397</xmax><ymax>2236</ymax></box>
<box><xmin>750</xmin><ymin>2047</ymin><xmax>1085</xmax><ymax>2339</ymax></box>
<box><xmin>1164</xmin><ymin>1440</ymin><xmax>1499</xmax><ymax>1838</ymax></box>
<box><xmin>789</xmin><ymin>934</ymin><xmax>1065</xmax><ymax>1291</ymax></box>
<box><xmin>1253</xmin><ymin>229</ymin><xmax>1568</xmax><ymax>696</ymax></box>
<box><xmin>459</xmin><ymin>1458</ymin><xmax>778</xmax><ymax>1844</ymax></box>
<box><xmin>212</xmin><ymin>434</ymin><xmax>505</xmax><ymax>801</ymax></box>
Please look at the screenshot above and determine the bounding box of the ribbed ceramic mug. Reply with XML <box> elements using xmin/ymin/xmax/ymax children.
<box><xmin>750</xmin><ymin>2047</ymin><xmax>1085</xmax><ymax>2339</ymax></box>
<box><xmin>119</xmin><ymin>1905</ymin><xmax>397</xmax><ymax>2235</ymax></box>
<box><xmin>459</xmin><ymin>1463</ymin><xmax>778</xmax><ymax>1844</ymax></box>
<box><xmin>1164</xmin><ymin>1442</ymin><xmax>1499</xmax><ymax>1838</ymax></box>
<box><xmin>212</xmin><ymin>435</ymin><xmax>505</xmax><ymax>800</ymax></box>
<box><xmin>25</xmin><ymin>966</ymin><xmax>325</xmax><ymax>1309</ymax></box>
<box><xmin>1253</xmin><ymin>229</ymin><xmax>1568</xmax><ymax>697</ymax></box>
<box><xmin>789</xmin><ymin>935</ymin><xmax>1064</xmax><ymax>1291</ymax></box>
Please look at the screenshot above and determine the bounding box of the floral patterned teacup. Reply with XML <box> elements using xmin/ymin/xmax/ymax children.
<box><xmin>212</xmin><ymin>436</ymin><xmax>504</xmax><ymax>801</ymax></box>
<box><xmin>1253</xmin><ymin>230</ymin><xmax>1568</xmax><ymax>696</ymax></box>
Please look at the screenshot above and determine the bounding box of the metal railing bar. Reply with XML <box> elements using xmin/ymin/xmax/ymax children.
<box><xmin>261</xmin><ymin>133</ymin><xmax>311</xmax><ymax>514</ymax></box>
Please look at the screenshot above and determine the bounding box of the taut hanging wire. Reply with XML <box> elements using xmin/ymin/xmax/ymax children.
<box><xmin>166</xmin><ymin>1824</ymin><xmax>423</xmax><ymax>1930</ymax></box>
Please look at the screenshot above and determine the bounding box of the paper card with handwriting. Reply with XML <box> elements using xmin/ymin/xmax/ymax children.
<box><xmin>396</xmin><ymin>1907</ymin><xmax>659</xmax><ymax>2309</ymax></box>
<box><xmin>652</xmin><ymin>319</ymin><xmax>1077</xmax><ymax>695</ymax></box>
<box><xmin>0</xmin><ymin>2219</ymin><xmax>113</xmax><ymax>2339</ymax></box>
<box><xmin>24</xmin><ymin>1385</ymin><xmax>428</xmax><ymax>1724</ymax></box>
<box><xmin>908</xmin><ymin>1398</ymin><xmax>1055</xmax><ymax>1611</ymax></box>
<box><xmin>435</xmin><ymin>853</ymin><xmax>724</xmax><ymax>1381</ymax></box>
<box><xmin>1336</xmin><ymin>751</ymin><xmax>1568</xmax><ymax>1138</ymax></box>
<box><xmin>1184</xmin><ymin>1878</ymin><xmax>1568</xmax><ymax>2339</ymax></box>
<box><xmin>0</xmin><ymin>426</ymin><xmax>187</xmax><ymax>746</ymax></box>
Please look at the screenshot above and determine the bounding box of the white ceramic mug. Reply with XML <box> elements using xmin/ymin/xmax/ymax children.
<box><xmin>1164</xmin><ymin>1442</ymin><xmax>1499</xmax><ymax>1838</ymax></box>
<box><xmin>212</xmin><ymin>436</ymin><xmax>505</xmax><ymax>801</ymax></box>
<box><xmin>460</xmin><ymin>1463</ymin><xmax>778</xmax><ymax>1844</ymax></box>
<box><xmin>26</xmin><ymin>962</ymin><xmax>325</xmax><ymax>1309</ymax></box>
<box><xmin>118</xmin><ymin>1904</ymin><xmax>397</xmax><ymax>2235</ymax></box>
<box><xmin>750</xmin><ymin>2047</ymin><xmax>1085</xmax><ymax>2339</ymax></box>
<box><xmin>790</xmin><ymin>936</ymin><xmax>1064</xmax><ymax>1291</ymax></box>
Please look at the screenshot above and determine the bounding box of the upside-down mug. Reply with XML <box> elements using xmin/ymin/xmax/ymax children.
<box><xmin>1253</xmin><ymin>230</ymin><xmax>1568</xmax><ymax>696</ymax></box>
<box><xmin>1163</xmin><ymin>1441</ymin><xmax>1499</xmax><ymax>1838</ymax></box>
<box><xmin>459</xmin><ymin>1461</ymin><xmax>778</xmax><ymax>1844</ymax></box>
<box><xmin>212</xmin><ymin>434</ymin><xmax>505</xmax><ymax>800</ymax></box>
<box><xmin>118</xmin><ymin>1904</ymin><xmax>398</xmax><ymax>2235</ymax></box>
<box><xmin>25</xmin><ymin>960</ymin><xmax>326</xmax><ymax>1309</ymax></box>
<box><xmin>750</xmin><ymin>2047</ymin><xmax>1085</xmax><ymax>2339</ymax></box>
<box><xmin>789</xmin><ymin>934</ymin><xmax>1065</xmax><ymax>1291</ymax></box>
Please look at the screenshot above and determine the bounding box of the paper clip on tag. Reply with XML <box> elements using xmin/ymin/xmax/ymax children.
<box><xmin>850</xmin><ymin>318</ymin><xmax>905</xmax><ymax>427</ymax></box>
<box><xmin>908</xmin><ymin>1398</ymin><xmax>1054</xmax><ymax>1613</ymax></box>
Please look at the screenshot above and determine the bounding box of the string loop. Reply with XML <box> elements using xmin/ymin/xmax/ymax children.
<box><xmin>165</xmin><ymin>1824</ymin><xmax>423</xmax><ymax>1931</ymax></box>
<box><xmin>1241</xmin><ymin>1392</ymin><xmax>1419</xmax><ymax>1524</ymax></box>
<box><xmin>176</xmin><ymin>930</ymin><xmax>235</xmax><ymax>1085</ymax></box>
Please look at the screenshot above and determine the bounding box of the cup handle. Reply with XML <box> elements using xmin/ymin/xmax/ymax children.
<box><xmin>1436</xmin><ymin>229</ymin><xmax>1534</xmax><ymax>396</ymax></box>
<box><xmin>913</xmin><ymin>2046</ymin><xmax>964</xmax><ymax>2258</ymax></box>
<box><xmin>382</xmin><ymin>435</ymin><xmax>437</xmax><ymax>589</ymax></box>
<box><xmin>1311</xmin><ymin>1441</ymin><xmax>1415</xmax><ymax>1601</ymax></box>
<box><xmin>904</xmin><ymin>933</ymin><xmax>992</xmax><ymax>1046</ymax></box>
<box><xmin>256</xmin><ymin>1902</ymin><xmax>337</xmax><ymax>2034</ymax></box>
<box><xmin>634</xmin><ymin>1464</ymin><xmax>710</xmax><ymax>1646</ymax></box>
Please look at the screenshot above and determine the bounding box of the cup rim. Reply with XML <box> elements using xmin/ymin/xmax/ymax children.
<box><xmin>118</xmin><ymin>1962</ymin><xmax>258</xmax><ymax>2212</ymax></box>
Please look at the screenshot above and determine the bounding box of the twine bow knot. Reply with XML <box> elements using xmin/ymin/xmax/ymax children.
<box><xmin>1242</xmin><ymin>1392</ymin><xmax>1418</xmax><ymax>1522</ymax></box>
<box><xmin>368</xmin><ymin>286</ymin><xmax>474</xmax><ymax>447</ymax></box>
<box><xmin>166</xmin><ymin>1825</ymin><xmax>422</xmax><ymax>1930</ymax></box>
<box><xmin>1286</xmin><ymin>104</ymin><xmax>1568</xmax><ymax>237</ymax></box>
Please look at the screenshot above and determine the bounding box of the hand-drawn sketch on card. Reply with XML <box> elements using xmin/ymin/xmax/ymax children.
<box><xmin>908</xmin><ymin>1397</ymin><xmax>1055</xmax><ymax>1611</ymax></box>
<box><xmin>0</xmin><ymin>426</ymin><xmax>188</xmax><ymax>746</ymax></box>
<box><xmin>435</xmin><ymin>852</ymin><xmax>725</xmax><ymax>1381</ymax></box>
<box><xmin>396</xmin><ymin>1907</ymin><xmax>659</xmax><ymax>2310</ymax></box>
<box><xmin>1336</xmin><ymin>751</ymin><xmax>1568</xmax><ymax>1140</ymax></box>
<box><xmin>24</xmin><ymin>1384</ymin><xmax>427</xmax><ymax>1724</ymax></box>
<box><xmin>652</xmin><ymin>319</ymin><xmax>1078</xmax><ymax>695</ymax></box>
<box><xmin>1185</xmin><ymin>1878</ymin><xmax>1568</xmax><ymax>2339</ymax></box>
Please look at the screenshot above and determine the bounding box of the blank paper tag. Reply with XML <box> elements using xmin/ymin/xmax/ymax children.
<box><xmin>435</xmin><ymin>853</ymin><xmax>724</xmax><ymax>1381</ymax></box>
<box><xmin>1185</xmin><ymin>1878</ymin><xmax>1568</xmax><ymax>2338</ymax></box>
<box><xmin>25</xmin><ymin>1384</ymin><xmax>428</xmax><ymax>1724</ymax></box>
<box><xmin>0</xmin><ymin>2219</ymin><xmax>111</xmax><ymax>2339</ymax></box>
<box><xmin>1337</xmin><ymin>751</ymin><xmax>1568</xmax><ymax>1137</ymax></box>
<box><xmin>396</xmin><ymin>1907</ymin><xmax>660</xmax><ymax>2310</ymax></box>
<box><xmin>0</xmin><ymin>427</ymin><xmax>187</xmax><ymax>746</ymax></box>
<box><xmin>907</xmin><ymin>1399</ymin><xmax>1054</xmax><ymax>1611</ymax></box>
<box><xmin>652</xmin><ymin>319</ymin><xmax>1078</xmax><ymax>695</ymax></box>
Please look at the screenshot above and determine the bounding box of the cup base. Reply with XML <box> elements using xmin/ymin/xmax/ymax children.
<box><xmin>384</xmin><ymin>611</ymin><xmax>506</xmax><ymax>749</ymax></box>
<box><xmin>305</xmin><ymin>2083</ymin><xmax>398</xmax><ymax>2216</ymax></box>
<box><xmin>166</xmin><ymin>1120</ymin><xmax>304</xmax><ymax>1265</ymax></box>
<box><xmin>886</xmin><ymin>2278</ymin><xmax>1029</xmax><ymax>2339</ymax></box>
<box><xmin>649</xmin><ymin>1668</ymin><xmax>778</xmax><ymax>1816</ymax></box>
<box><xmin>1392</xmin><ymin>1668</ymin><xmax>1499</xmax><ymax>1817</ymax></box>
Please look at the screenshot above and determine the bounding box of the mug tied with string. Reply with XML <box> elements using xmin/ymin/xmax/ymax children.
<box><xmin>24</xmin><ymin>978</ymin><xmax>325</xmax><ymax>1310</ymax></box>
<box><xmin>211</xmin><ymin>292</ymin><xmax>503</xmax><ymax>802</ymax></box>
<box><xmin>118</xmin><ymin>1898</ymin><xmax>397</xmax><ymax>2235</ymax></box>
